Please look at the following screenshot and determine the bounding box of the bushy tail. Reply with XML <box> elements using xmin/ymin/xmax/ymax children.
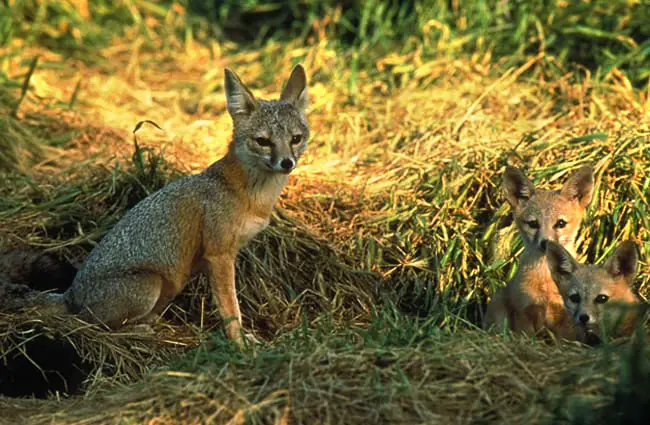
<box><xmin>0</xmin><ymin>281</ymin><xmax>68</xmax><ymax>315</ymax></box>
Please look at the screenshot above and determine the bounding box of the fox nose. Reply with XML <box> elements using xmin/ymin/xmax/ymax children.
<box><xmin>280</xmin><ymin>158</ymin><xmax>295</xmax><ymax>172</ymax></box>
<box><xmin>579</xmin><ymin>313</ymin><xmax>590</xmax><ymax>325</ymax></box>
<box><xmin>539</xmin><ymin>239</ymin><xmax>548</xmax><ymax>251</ymax></box>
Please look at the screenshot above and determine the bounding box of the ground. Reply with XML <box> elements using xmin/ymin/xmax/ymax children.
<box><xmin>0</xmin><ymin>2</ymin><xmax>650</xmax><ymax>424</ymax></box>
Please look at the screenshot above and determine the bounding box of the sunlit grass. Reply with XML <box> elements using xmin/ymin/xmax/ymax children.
<box><xmin>0</xmin><ymin>1</ymin><xmax>649</xmax><ymax>424</ymax></box>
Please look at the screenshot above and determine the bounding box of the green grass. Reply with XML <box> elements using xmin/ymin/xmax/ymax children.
<box><xmin>2</xmin><ymin>1</ymin><xmax>650</xmax><ymax>84</ymax></box>
<box><xmin>0</xmin><ymin>1</ymin><xmax>649</xmax><ymax>424</ymax></box>
<box><xmin>6</xmin><ymin>309</ymin><xmax>650</xmax><ymax>424</ymax></box>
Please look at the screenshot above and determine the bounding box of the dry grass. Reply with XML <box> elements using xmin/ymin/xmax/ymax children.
<box><xmin>0</xmin><ymin>9</ymin><xmax>650</xmax><ymax>424</ymax></box>
<box><xmin>0</xmin><ymin>310</ymin><xmax>192</xmax><ymax>394</ymax></box>
<box><xmin>1</xmin><ymin>327</ymin><xmax>646</xmax><ymax>425</ymax></box>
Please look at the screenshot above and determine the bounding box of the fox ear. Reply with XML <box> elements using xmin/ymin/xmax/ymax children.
<box><xmin>546</xmin><ymin>241</ymin><xmax>577</xmax><ymax>288</ymax></box>
<box><xmin>605</xmin><ymin>240</ymin><xmax>638</xmax><ymax>283</ymax></box>
<box><xmin>502</xmin><ymin>166</ymin><xmax>535</xmax><ymax>208</ymax></box>
<box><xmin>224</xmin><ymin>68</ymin><xmax>259</xmax><ymax>119</ymax></box>
<box><xmin>280</xmin><ymin>64</ymin><xmax>308</xmax><ymax>111</ymax></box>
<box><xmin>560</xmin><ymin>165</ymin><xmax>594</xmax><ymax>208</ymax></box>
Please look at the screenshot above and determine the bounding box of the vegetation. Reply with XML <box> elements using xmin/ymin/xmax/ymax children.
<box><xmin>0</xmin><ymin>0</ymin><xmax>649</xmax><ymax>423</ymax></box>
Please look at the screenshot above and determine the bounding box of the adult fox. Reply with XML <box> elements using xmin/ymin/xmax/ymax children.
<box><xmin>3</xmin><ymin>65</ymin><xmax>310</xmax><ymax>347</ymax></box>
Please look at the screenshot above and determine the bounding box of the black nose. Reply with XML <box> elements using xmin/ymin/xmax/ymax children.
<box><xmin>579</xmin><ymin>313</ymin><xmax>590</xmax><ymax>324</ymax></box>
<box><xmin>539</xmin><ymin>239</ymin><xmax>548</xmax><ymax>251</ymax></box>
<box><xmin>280</xmin><ymin>158</ymin><xmax>294</xmax><ymax>171</ymax></box>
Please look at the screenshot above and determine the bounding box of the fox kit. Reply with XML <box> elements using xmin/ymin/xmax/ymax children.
<box><xmin>483</xmin><ymin>165</ymin><xmax>595</xmax><ymax>341</ymax></box>
<box><xmin>8</xmin><ymin>65</ymin><xmax>309</xmax><ymax>346</ymax></box>
<box><xmin>546</xmin><ymin>240</ymin><xmax>645</xmax><ymax>342</ymax></box>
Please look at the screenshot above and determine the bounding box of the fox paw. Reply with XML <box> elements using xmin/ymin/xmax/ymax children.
<box><xmin>232</xmin><ymin>332</ymin><xmax>262</xmax><ymax>349</ymax></box>
<box><xmin>244</xmin><ymin>333</ymin><xmax>262</xmax><ymax>344</ymax></box>
<box><xmin>128</xmin><ymin>323</ymin><xmax>156</xmax><ymax>335</ymax></box>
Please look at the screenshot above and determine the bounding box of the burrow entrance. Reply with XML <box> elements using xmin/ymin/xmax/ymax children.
<box><xmin>0</xmin><ymin>326</ymin><xmax>93</xmax><ymax>399</ymax></box>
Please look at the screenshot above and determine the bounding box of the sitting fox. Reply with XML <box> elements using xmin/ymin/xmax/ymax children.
<box><xmin>4</xmin><ymin>65</ymin><xmax>310</xmax><ymax>346</ymax></box>
<box><xmin>546</xmin><ymin>239</ymin><xmax>646</xmax><ymax>342</ymax></box>
<box><xmin>483</xmin><ymin>165</ymin><xmax>595</xmax><ymax>341</ymax></box>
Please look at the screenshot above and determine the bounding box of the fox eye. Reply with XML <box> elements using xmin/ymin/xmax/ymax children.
<box><xmin>569</xmin><ymin>293</ymin><xmax>581</xmax><ymax>304</ymax></box>
<box><xmin>594</xmin><ymin>294</ymin><xmax>609</xmax><ymax>304</ymax></box>
<box><xmin>525</xmin><ymin>219</ymin><xmax>539</xmax><ymax>229</ymax></box>
<box><xmin>255</xmin><ymin>137</ymin><xmax>273</xmax><ymax>147</ymax></box>
<box><xmin>290</xmin><ymin>135</ymin><xmax>302</xmax><ymax>145</ymax></box>
<box><xmin>555</xmin><ymin>219</ymin><xmax>567</xmax><ymax>229</ymax></box>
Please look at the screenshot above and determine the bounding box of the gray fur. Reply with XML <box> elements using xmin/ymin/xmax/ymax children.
<box><xmin>7</xmin><ymin>65</ymin><xmax>310</xmax><ymax>346</ymax></box>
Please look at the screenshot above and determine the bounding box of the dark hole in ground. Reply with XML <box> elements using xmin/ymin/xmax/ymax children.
<box><xmin>26</xmin><ymin>254</ymin><xmax>77</xmax><ymax>293</ymax></box>
<box><xmin>0</xmin><ymin>248</ymin><xmax>77</xmax><ymax>293</ymax></box>
<box><xmin>0</xmin><ymin>327</ymin><xmax>93</xmax><ymax>399</ymax></box>
<box><xmin>0</xmin><ymin>247</ymin><xmax>90</xmax><ymax>398</ymax></box>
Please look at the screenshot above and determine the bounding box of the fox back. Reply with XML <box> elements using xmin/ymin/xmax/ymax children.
<box><xmin>546</xmin><ymin>240</ymin><xmax>645</xmax><ymax>341</ymax></box>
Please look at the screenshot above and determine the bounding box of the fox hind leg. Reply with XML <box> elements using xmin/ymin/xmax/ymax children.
<box><xmin>69</xmin><ymin>274</ymin><xmax>164</xmax><ymax>329</ymax></box>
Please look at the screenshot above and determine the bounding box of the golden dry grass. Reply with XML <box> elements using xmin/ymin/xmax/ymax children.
<box><xmin>0</xmin><ymin>332</ymin><xmax>620</xmax><ymax>425</ymax></box>
<box><xmin>0</xmin><ymin>17</ymin><xmax>649</xmax><ymax>424</ymax></box>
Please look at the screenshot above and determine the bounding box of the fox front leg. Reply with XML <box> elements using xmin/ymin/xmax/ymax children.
<box><xmin>205</xmin><ymin>254</ymin><xmax>245</xmax><ymax>344</ymax></box>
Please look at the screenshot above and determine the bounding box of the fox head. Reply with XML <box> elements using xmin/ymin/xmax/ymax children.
<box><xmin>546</xmin><ymin>240</ymin><xmax>643</xmax><ymax>339</ymax></box>
<box><xmin>224</xmin><ymin>64</ymin><xmax>310</xmax><ymax>174</ymax></box>
<box><xmin>502</xmin><ymin>165</ymin><xmax>594</xmax><ymax>254</ymax></box>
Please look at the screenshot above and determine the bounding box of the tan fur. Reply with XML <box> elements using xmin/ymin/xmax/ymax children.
<box><xmin>8</xmin><ymin>65</ymin><xmax>310</xmax><ymax>347</ymax></box>
<box><xmin>483</xmin><ymin>165</ymin><xmax>595</xmax><ymax>342</ymax></box>
<box><xmin>546</xmin><ymin>240</ymin><xmax>646</xmax><ymax>341</ymax></box>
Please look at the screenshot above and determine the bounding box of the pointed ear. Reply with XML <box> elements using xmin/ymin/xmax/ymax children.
<box><xmin>546</xmin><ymin>241</ymin><xmax>577</xmax><ymax>289</ymax></box>
<box><xmin>605</xmin><ymin>241</ymin><xmax>638</xmax><ymax>283</ymax></box>
<box><xmin>560</xmin><ymin>165</ymin><xmax>594</xmax><ymax>208</ymax></box>
<box><xmin>280</xmin><ymin>64</ymin><xmax>308</xmax><ymax>111</ymax></box>
<box><xmin>224</xmin><ymin>68</ymin><xmax>259</xmax><ymax>119</ymax></box>
<box><xmin>502</xmin><ymin>166</ymin><xmax>535</xmax><ymax>209</ymax></box>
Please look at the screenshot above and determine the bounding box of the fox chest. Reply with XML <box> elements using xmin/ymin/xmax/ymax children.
<box><xmin>236</xmin><ymin>215</ymin><xmax>270</xmax><ymax>248</ymax></box>
<box><xmin>517</xmin><ymin>260</ymin><xmax>563</xmax><ymax>303</ymax></box>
